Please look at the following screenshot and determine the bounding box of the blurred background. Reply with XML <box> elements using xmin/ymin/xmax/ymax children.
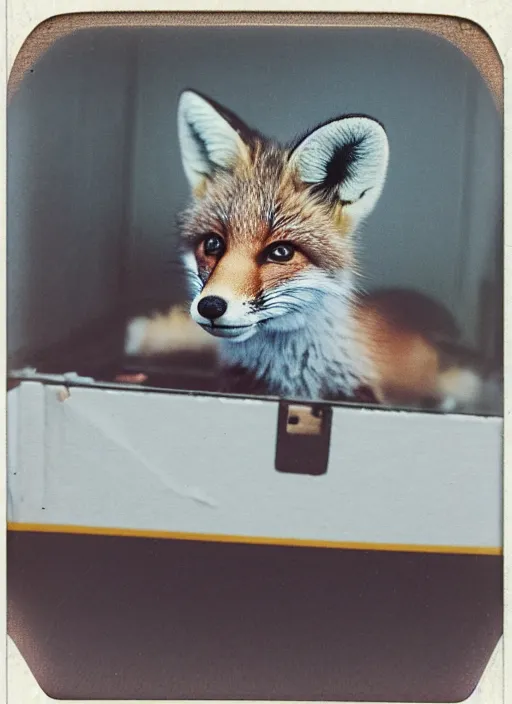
<box><xmin>7</xmin><ymin>25</ymin><xmax>503</xmax><ymax>388</ymax></box>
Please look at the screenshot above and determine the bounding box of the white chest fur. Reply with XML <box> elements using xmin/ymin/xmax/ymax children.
<box><xmin>219</xmin><ymin>302</ymin><xmax>370</xmax><ymax>399</ymax></box>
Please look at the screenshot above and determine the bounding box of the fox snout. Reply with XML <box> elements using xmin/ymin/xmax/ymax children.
<box><xmin>186</xmin><ymin>246</ymin><xmax>263</xmax><ymax>340</ymax></box>
<box><xmin>191</xmin><ymin>285</ymin><xmax>259</xmax><ymax>341</ymax></box>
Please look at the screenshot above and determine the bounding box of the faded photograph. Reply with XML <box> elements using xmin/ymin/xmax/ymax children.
<box><xmin>7</xmin><ymin>26</ymin><xmax>503</xmax><ymax>414</ymax></box>
<box><xmin>6</xmin><ymin>21</ymin><xmax>504</xmax><ymax>704</ymax></box>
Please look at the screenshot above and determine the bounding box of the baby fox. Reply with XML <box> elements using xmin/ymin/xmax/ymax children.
<box><xmin>127</xmin><ymin>89</ymin><xmax>484</xmax><ymax>409</ymax></box>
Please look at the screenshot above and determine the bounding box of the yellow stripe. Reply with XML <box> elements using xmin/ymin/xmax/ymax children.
<box><xmin>6</xmin><ymin>522</ymin><xmax>502</xmax><ymax>556</ymax></box>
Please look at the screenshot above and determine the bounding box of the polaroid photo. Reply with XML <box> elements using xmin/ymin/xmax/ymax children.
<box><xmin>4</xmin><ymin>2</ymin><xmax>508</xmax><ymax>703</ymax></box>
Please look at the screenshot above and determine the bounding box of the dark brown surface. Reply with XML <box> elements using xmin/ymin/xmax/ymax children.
<box><xmin>8</xmin><ymin>530</ymin><xmax>502</xmax><ymax>701</ymax></box>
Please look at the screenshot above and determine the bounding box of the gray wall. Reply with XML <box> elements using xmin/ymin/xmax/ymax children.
<box><xmin>7</xmin><ymin>26</ymin><xmax>503</xmax><ymax>361</ymax></box>
<box><xmin>7</xmin><ymin>29</ymin><xmax>135</xmax><ymax>363</ymax></box>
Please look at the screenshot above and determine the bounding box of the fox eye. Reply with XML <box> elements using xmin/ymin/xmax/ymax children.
<box><xmin>203</xmin><ymin>234</ymin><xmax>225</xmax><ymax>257</ymax></box>
<box><xmin>266</xmin><ymin>242</ymin><xmax>295</xmax><ymax>263</ymax></box>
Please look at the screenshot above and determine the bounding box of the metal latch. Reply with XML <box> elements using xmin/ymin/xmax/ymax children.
<box><xmin>275</xmin><ymin>401</ymin><xmax>332</xmax><ymax>476</ymax></box>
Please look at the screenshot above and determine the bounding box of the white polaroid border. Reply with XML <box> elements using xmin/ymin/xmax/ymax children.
<box><xmin>2</xmin><ymin>1</ymin><xmax>509</xmax><ymax>704</ymax></box>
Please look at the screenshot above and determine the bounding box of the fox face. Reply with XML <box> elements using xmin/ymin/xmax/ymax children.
<box><xmin>177</xmin><ymin>90</ymin><xmax>389</xmax><ymax>343</ymax></box>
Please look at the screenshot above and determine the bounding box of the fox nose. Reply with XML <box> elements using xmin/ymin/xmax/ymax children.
<box><xmin>197</xmin><ymin>295</ymin><xmax>228</xmax><ymax>320</ymax></box>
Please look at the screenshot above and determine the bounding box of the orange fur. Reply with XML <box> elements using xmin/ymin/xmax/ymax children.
<box><xmin>198</xmin><ymin>242</ymin><xmax>311</xmax><ymax>301</ymax></box>
<box><xmin>354</xmin><ymin>301</ymin><xmax>441</xmax><ymax>403</ymax></box>
<box><xmin>126</xmin><ymin>305</ymin><xmax>218</xmax><ymax>357</ymax></box>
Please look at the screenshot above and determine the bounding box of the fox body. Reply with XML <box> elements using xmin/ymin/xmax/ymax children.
<box><xmin>128</xmin><ymin>90</ymin><xmax>485</xmax><ymax>409</ymax></box>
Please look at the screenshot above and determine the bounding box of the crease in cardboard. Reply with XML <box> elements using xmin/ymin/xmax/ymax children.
<box><xmin>42</xmin><ymin>385</ymin><xmax>50</xmax><ymax>511</ymax></box>
<box><xmin>59</xmin><ymin>394</ymin><xmax>218</xmax><ymax>508</ymax></box>
<box><xmin>7</xmin><ymin>485</ymin><xmax>14</xmax><ymax>521</ymax></box>
<box><xmin>6</xmin><ymin>386</ymin><xmax>19</xmax><ymax>521</ymax></box>
<box><xmin>18</xmin><ymin>382</ymin><xmax>47</xmax><ymax>519</ymax></box>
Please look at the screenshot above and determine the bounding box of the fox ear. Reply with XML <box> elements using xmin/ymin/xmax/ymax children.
<box><xmin>289</xmin><ymin>116</ymin><xmax>389</xmax><ymax>226</ymax></box>
<box><xmin>177</xmin><ymin>90</ymin><xmax>251</xmax><ymax>192</ymax></box>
